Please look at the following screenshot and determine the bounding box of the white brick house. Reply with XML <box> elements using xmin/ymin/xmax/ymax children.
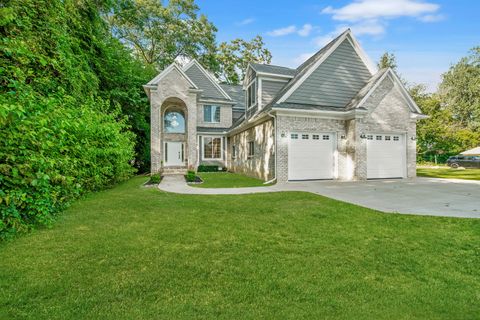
<box><xmin>144</xmin><ymin>29</ymin><xmax>427</xmax><ymax>182</ymax></box>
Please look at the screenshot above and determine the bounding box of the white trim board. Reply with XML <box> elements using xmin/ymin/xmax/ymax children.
<box><xmin>146</xmin><ymin>63</ymin><xmax>198</xmax><ymax>89</ymax></box>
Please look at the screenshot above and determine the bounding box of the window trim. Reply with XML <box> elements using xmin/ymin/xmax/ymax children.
<box><xmin>203</xmin><ymin>105</ymin><xmax>221</xmax><ymax>123</ymax></box>
<box><xmin>247</xmin><ymin>141</ymin><xmax>255</xmax><ymax>158</ymax></box>
<box><xmin>246</xmin><ymin>79</ymin><xmax>257</xmax><ymax>110</ymax></box>
<box><xmin>202</xmin><ymin>136</ymin><xmax>223</xmax><ymax>160</ymax></box>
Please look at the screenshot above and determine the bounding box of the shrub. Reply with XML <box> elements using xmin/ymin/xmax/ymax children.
<box><xmin>186</xmin><ymin>171</ymin><xmax>196</xmax><ymax>182</ymax></box>
<box><xmin>150</xmin><ymin>173</ymin><xmax>161</xmax><ymax>184</ymax></box>
<box><xmin>0</xmin><ymin>94</ymin><xmax>136</xmax><ymax>239</ymax></box>
<box><xmin>197</xmin><ymin>165</ymin><xmax>222</xmax><ymax>172</ymax></box>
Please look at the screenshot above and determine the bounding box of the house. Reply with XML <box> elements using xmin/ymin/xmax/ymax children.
<box><xmin>144</xmin><ymin>29</ymin><xmax>427</xmax><ymax>182</ymax></box>
<box><xmin>461</xmin><ymin>147</ymin><xmax>480</xmax><ymax>156</ymax></box>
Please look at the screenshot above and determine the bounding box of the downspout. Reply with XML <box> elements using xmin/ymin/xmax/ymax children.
<box><xmin>264</xmin><ymin>111</ymin><xmax>277</xmax><ymax>184</ymax></box>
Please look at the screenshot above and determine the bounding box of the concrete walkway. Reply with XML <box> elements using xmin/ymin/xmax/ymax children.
<box><xmin>158</xmin><ymin>175</ymin><xmax>480</xmax><ymax>218</ymax></box>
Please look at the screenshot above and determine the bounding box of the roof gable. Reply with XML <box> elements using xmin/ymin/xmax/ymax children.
<box><xmin>145</xmin><ymin>63</ymin><xmax>198</xmax><ymax>89</ymax></box>
<box><xmin>346</xmin><ymin>68</ymin><xmax>422</xmax><ymax>114</ymax></box>
<box><xmin>183</xmin><ymin>60</ymin><xmax>231</xmax><ymax>101</ymax></box>
<box><xmin>275</xmin><ymin>29</ymin><xmax>376</xmax><ymax>105</ymax></box>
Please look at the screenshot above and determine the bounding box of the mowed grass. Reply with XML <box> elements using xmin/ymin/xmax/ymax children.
<box><xmin>1</xmin><ymin>177</ymin><xmax>479</xmax><ymax>319</ymax></box>
<box><xmin>417</xmin><ymin>167</ymin><xmax>480</xmax><ymax>180</ymax></box>
<box><xmin>194</xmin><ymin>172</ymin><xmax>269</xmax><ymax>188</ymax></box>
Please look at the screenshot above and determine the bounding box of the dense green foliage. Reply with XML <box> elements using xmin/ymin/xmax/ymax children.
<box><xmin>0</xmin><ymin>0</ymin><xmax>146</xmax><ymax>238</ymax></box>
<box><xmin>0</xmin><ymin>177</ymin><xmax>479</xmax><ymax>318</ymax></box>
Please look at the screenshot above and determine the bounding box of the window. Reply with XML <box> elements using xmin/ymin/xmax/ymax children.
<box><xmin>203</xmin><ymin>137</ymin><xmax>222</xmax><ymax>159</ymax></box>
<box><xmin>385</xmin><ymin>136</ymin><xmax>391</xmax><ymax>141</ymax></box>
<box><xmin>376</xmin><ymin>135</ymin><xmax>382</xmax><ymax>141</ymax></box>
<box><xmin>232</xmin><ymin>145</ymin><xmax>237</xmax><ymax>159</ymax></box>
<box><xmin>312</xmin><ymin>134</ymin><xmax>320</xmax><ymax>140</ymax></box>
<box><xmin>393</xmin><ymin>136</ymin><xmax>400</xmax><ymax>141</ymax></box>
<box><xmin>203</xmin><ymin>105</ymin><xmax>220</xmax><ymax>123</ymax></box>
<box><xmin>248</xmin><ymin>141</ymin><xmax>254</xmax><ymax>158</ymax></box>
<box><xmin>367</xmin><ymin>135</ymin><xmax>373</xmax><ymax>140</ymax></box>
<box><xmin>323</xmin><ymin>135</ymin><xmax>330</xmax><ymax>140</ymax></box>
<box><xmin>164</xmin><ymin>111</ymin><xmax>185</xmax><ymax>133</ymax></box>
<box><xmin>302</xmin><ymin>134</ymin><xmax>309</xmax><ymax>140</ymax></box>
<box><xmin>291</xmin><ymin>133</ymin><xmax>298</xmax><ymax>139</ymax></box>
<box><xmin>246</xmin><ymin>80</ymin><xmax>257</xmax><ymax>109</ymax></box>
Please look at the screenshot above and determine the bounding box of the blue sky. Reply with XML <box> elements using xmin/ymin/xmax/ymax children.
<box><xmin>197</xmin><ymin>0</ymin><xmax>479</xmax><ymax>91</ymax></box>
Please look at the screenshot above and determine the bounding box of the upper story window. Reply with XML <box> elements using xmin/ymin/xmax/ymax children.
<box><xmin>203</xmin><ymin>105</ymin><xmax>220</xmax><ymax>123</ymax></box>
<box><xmin>164</xmin><ymin>111</ymin><xmax>185</xmax><ymax>133</ymax></box>
<box><xmin>246</xmin><ymin>80</ymin><xmax>257</xmax><ymax>109</ymax></box>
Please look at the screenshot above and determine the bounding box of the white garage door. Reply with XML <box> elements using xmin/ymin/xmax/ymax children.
<box><xmin>367</xmin><ymin>133</ymin><xmax>405</xmax><ymax>179</ymax></box>
<box><xmin>288</xmin><ymin>132</ymin><xmax>335</xmax><ymax>180</ymax></box>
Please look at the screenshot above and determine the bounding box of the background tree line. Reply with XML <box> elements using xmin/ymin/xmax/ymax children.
<box><xmin>377</xmin><ymin>49</ymin><xmax>480</xmax><ymax>163</ymax></box>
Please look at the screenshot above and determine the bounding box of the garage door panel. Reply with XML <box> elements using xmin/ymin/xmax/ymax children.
<box><xmin>367</xmin><ymin>134</ymin><xmax>405</xmax><ymax>179</ymax></box>
<box><xmin>288</xmin><ymin>133</ymin><xmax>334</xmax><ymax>180</ymax></box>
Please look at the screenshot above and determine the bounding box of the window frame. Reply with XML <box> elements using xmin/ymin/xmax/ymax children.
<box><xmin>163</xmin><ymin>110</ymin><xmax>186</xmax><ymax>133</ymax></box>
<box><xmin>247</xmin><ymin>141</ymin><xmax>255</xmax><ymax>158</ymax></box>
<box><xmin>203</xmin><ymin>105</ymin><xmax>221</xmax><ymax>123</ymax></box>
<box><xmin>246</xmin><ymin>79</ymin><xmax>257</xmax><ymax>109</ymax></box>
<box><xmin>202</xmin><ymin>136</ymin><xmax>223</xmax><ymax>160</ymax></box>
<box><xmin>232</xmin><ymin>144</ymin><xmax>237</xmax><ymax>159</ymax></box>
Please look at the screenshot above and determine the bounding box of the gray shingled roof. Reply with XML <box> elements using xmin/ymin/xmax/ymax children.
<box><xmin>219</xmin><ymin>83</ymin><xmax>245</xmax><ymax>110</ymax></box>
<box><xmin>250</xmin><ymin>63</ymin><xmax>296</xmax><ymax>77</ymax></box>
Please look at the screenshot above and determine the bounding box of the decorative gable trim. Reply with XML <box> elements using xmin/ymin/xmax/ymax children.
<box><xmin>183</xmin><ymin>59</ymin><xmax>232</xmax><ymax>100</ymax></box>
<box><xmin>145</xmin><ymin>63</ymin><xmax>198</xmax><ymax>89</ymax></box>
<box><xmin>357</xmin><ymin>68</ymin><xmax>422</xmax><ymax>114</ymax></box>
<box><xmin>276</xmin><ymin>30</ymin><xmax>376</xmax><ymax>104</ymax></box>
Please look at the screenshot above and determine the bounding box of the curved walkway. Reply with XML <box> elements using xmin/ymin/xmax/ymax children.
<box><xmin>158</xmin><ymin>175</ymin><xmax>480</xmax><ymax>218</ymax></box>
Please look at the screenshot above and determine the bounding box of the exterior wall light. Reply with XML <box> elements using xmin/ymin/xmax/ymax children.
<box><xmin>281</xmin><ymin>132</ymin><xmax>286</xmax><ymax>138</ymax></box>
<box><xmin>410</xmin><ymin>136</ymin><xmax>417</xmax><ymax>141</ymax></box>
<box><xmin>360</xmin><ymin>133</ymin><xmax>366</xmax><ymax>139</ymax></box>
<box><xmin>341</xmin><ymin>135</ymin><xmax>346</xmax><ymax>139</ymax></box>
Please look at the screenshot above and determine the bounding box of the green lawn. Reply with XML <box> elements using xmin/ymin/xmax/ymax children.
<box><xmin>417</xmin><ymin>167</ymin><xmax>480</xmax><ymax>180</ymax></box>
<box><xmin>194</xmin><ymin>172</ymin><xmax>270</xmax><ymax>188</ymax></box>
<box><xmin>1</xmin><ymin>177</ymin><xmax>479</xmax><ymax>319</ymax></box>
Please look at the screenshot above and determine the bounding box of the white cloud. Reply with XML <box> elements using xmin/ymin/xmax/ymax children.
<box><xmin>321</xmin><ymin>0</ymin><xmax>440</xmax><ymax>22</ymax></box>
<box><xmin>236</xmin><ymin>18</ymin><xmax>255</xmax><ymax>26</ymax></box>
<box><xmin>350</xmin><ymin>20</ymin><xmax>385</xmax><ymax>36</ymax></box>
<box><xmin>266</xmin><ymin>25</ymin><xmax>297</xmax><ymax>37</ymax></box>
<box><xmin>298</xmin><ymin>24</ymin><xmax>313</xmax><ymax>37</ymax></box>
<box><xmin>418</xmin><ymin>14</ymin><xmax>445</xmax><ymax>22</ymax></box>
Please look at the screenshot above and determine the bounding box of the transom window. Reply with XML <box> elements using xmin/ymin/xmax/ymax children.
<box><xmin>323</xmin><ymin>135</ymin><xmax>330</xmax><ymax>140</ymax></box>
<box><xmin>302</xmin><ymin>134</ymin><xmax>309</xmax><ymax>139</ymax></box>
<box><xmin>393</xmin><ymin>136</ymin><xmax>400</xmax><ymax>141</ymax></box>
<box><xmin>291</xmin><ymin>133</ymin><xmax>298</xmax><ymax>139</ymax></box>
<box><xmin>246</xmin><ymin>80</ymin><xmax>257</xmax><ymax>109</ymax></box>
<box><xmin>385</xmin><ymin>136</ymin><xmax>391</xmax><ymax>141</ymax></box>
<box><xmin>376</xmin><ymin>135</ymin><xmax>382</xmax><ymax>140</ymax></box>
<box><xmin>164</xmin><ymin>111</ymin><xmax>185</xmax><ymax>133</ymax></box>
<box><xmin>203</xmin><ymin>105</ymin><xmax>220</xmax><ymax>123</ymax></box>
<box><xmin>203</xmin><ymin>137</ymin><xmax>222</xmax><ymax>159</ymax></box>
<box><xmin>312</xmin><ymin>134</ymin><xmax>320</xmax><ymax>140</ymax></box>
<box><xmin>367</xmin><ymin>135</ymin><xmax>373</xmax><ymax>140</ymax></box>
<box><xmin>248</xmin><ymin>141</ymin><xmax>254</xmax><ymax>158</ymax></box>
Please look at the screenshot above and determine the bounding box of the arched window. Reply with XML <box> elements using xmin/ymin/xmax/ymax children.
<box><xmin>164</xmin><ymin>110</ymin><xmax>185</xmax><ymax>133</ymax></box>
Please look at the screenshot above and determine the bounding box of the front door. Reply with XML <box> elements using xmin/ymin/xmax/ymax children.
<box><xmin>165</xmin><ymin>142</ymin><xmax>184</xmax><ymax>166</ymax></box>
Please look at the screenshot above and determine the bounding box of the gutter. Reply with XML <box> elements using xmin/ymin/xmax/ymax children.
<box><xmin>264</xmin><ymin>110</ymin><xmax>277</xmax><ymax>185</ymax></box>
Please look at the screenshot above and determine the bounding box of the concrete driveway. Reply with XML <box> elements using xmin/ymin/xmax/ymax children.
<box><xmin>159</xmin><ymin>176</ymin><xmax>480</xmax><ymax>218</ymax></box>
<box><xmin>283</xmin><ymin>178</ymin><xmax>480</xmax><ymax>218</ymax></box>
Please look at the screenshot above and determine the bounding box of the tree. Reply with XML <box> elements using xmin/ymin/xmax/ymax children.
<box><xmin>377</xmin><ymin>52</ymin><xmax>398</xmax><ymax>71</ymax></box>
<box><xmin>107</xmin><ymin>0</ymin><xmax>218</xmax><ymax>71</ymax></box>
<box><xmin>439</xmin><ymin>47</ymin><xmax>480</xmax><ymax>131</ymax></box>
<box><xmin>216</xmin><ymin>36</ymin><xmax>272</xmax><ymax>84</ymax></box>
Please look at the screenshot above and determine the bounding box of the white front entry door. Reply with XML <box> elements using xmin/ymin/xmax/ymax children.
<box><xmin>288</xmin><ymin>132</ymin><xmax>335</xmax><ymax>180</ymax></box>
<box><xmin>165</xmin><ymin>142</ymin><xmax>184</xmax><ymax>166</ymax></box>
<box><xmin>366</xmin><ymin>134</ymin><xmax>405</xmax><ymax>179</ymax></box>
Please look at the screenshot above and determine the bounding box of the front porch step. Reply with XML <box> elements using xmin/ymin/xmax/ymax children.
<box><xmin>162</xmin><ymin>167</ymin><xmax>187</xmax><ymax>175</ymax></box>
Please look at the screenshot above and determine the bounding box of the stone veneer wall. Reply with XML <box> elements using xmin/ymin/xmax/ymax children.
<box><xmin>276</xmin><ymin>116</ymin><xmax>347</xmax><ymax>183</ymax></box>
<box><xmin>196</xmin><ymin>103</ymin><xmax>232</xmax><ymax>128</ymax></box>
<box><xmin>227</xmin><ymin>120</ymin><xmax>275</xmax><ymax>181</ymax></box>
<box><xmin>354</xmin><ymin>76</ymin><xmax>417</xmax><ymax>179</ymax></box>
<box><xmin>150</xmin><ymin>68</ymin><xmax>198</xmax><ymax>173</ymax></box>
